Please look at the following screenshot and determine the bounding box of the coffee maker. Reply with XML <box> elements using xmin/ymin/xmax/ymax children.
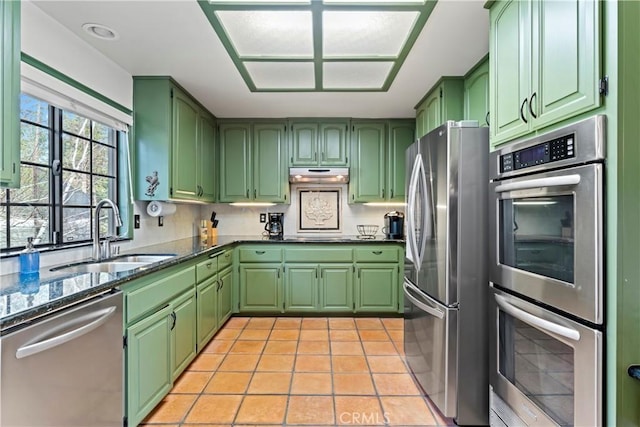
<box><xmin>383</xmin><ymin>211</ymin><xmax>404</xmax><ymax>239</ymax></box>
<box><xmin>264</xmin><ymin>213</ymin><xmax>284</xmax><ymax>239</ymax></box>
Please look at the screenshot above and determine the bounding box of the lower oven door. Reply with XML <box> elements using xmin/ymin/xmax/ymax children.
<box><xmin>489</xmin><ymin>286</ymin><xmax>602</xmax><ymax>427</ymax></box>
<box><xmin>404</xmin><ymin>278</ymin><xmax>457</xmax><ymax>418</ymax></box>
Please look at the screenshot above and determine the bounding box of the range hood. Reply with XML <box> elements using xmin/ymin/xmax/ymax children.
<box><xmin>289</xmin><ymin>167</ymin><xmax>349</xmax><ymax>184</ymax></box>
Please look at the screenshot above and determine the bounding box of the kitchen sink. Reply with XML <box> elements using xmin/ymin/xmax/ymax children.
<box><xmin>50</xmin><ymin>254</ymin><xmax>176</xmax><ymax>274</ymax></box>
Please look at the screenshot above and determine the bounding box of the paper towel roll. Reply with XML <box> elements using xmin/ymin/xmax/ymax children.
<box><xmin>147</xmin><ymin>201</ymin><xmax>177</xmax><ymax>217</ymax></box>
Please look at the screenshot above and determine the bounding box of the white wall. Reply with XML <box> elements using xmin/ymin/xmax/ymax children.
<box><xmin>21</xmin><ymin>0</ymin><xmax>132</xmax><ymax>109</ymax></box>
<box><xmin>200</xmin><ymin>184</ymin><xmax>400</xmax><ymax>238</ymax></box>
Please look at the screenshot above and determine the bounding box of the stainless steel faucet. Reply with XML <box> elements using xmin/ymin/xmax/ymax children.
<box><xmin>93</xmin><ymin>199</ymin><xmax>123</xmax><ymax>260</ymax></box>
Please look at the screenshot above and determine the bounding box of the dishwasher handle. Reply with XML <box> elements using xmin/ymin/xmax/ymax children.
<box><xmin>16</xmin><ymin>306</ymin><xmax>117</xmax><ymax>359</ymax></box>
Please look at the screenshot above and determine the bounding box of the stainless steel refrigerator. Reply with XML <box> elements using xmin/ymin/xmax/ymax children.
<box><xmin>404</xmin><ymin>120</ymin><xmax>489</xmax><ymax>426</ymax></box>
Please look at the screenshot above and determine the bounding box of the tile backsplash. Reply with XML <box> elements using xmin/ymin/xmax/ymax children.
<box><xmin>0</xmin><ymin>185</ymin><xmax>404</xmax><ymax>275</ymax></box>
<box><xmin>201</xmin><ymin>184</ymin><xmax>401</xmax><ymax>238</ymax></box>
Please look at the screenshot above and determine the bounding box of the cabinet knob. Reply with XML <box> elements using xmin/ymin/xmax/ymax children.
<box><xmin>628</xmin><ymin>365</ymin><xmax>640</xmax><ymax>381</ymax></box>
<box><xmin>206</xmin><ymin>262</ymin><xmax>213</xmax><ymax>268</ymax></box>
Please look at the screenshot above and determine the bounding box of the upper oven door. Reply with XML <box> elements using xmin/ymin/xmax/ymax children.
<box><xmin>489</xmin><ymin>163</ymin><xmax>604</xmax><ymax>324</ymax></box>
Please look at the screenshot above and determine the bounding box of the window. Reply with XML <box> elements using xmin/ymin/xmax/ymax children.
<box><xmin>0</xmin><ymin>93</ymin><xmax>121</xmax><ymax>251</ymax></box>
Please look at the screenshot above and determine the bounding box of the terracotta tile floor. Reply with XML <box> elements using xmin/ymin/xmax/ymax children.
<box><xmin>141</xmin><ymin>316</ymin><xmax>454</xmax><ymax>426</ymax></box>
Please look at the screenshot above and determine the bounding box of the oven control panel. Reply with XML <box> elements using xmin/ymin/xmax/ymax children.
<box><xmin>500</xmin><ymin>134</ymin><xmax>575</xmax><ymax>173</ymax></box>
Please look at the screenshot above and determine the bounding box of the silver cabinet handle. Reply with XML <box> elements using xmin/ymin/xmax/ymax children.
<box><xmin>403</xmin><ymin>280</ymin><xmax>444</xmax><ymax>319</ymax></box>
<box><xmin>495</xmin><ymin>294</ymin><xmax>580</xmax><ymax>341</ymax></box>
<box><xmin>494</xmin><ymin>175</ymin><xmax>581</xmax><ymax>193</ymax></box>
<box><xmin>16</xmin><ymin>306</ymin><xmax>117</xmax><ymax>359</ymax></box>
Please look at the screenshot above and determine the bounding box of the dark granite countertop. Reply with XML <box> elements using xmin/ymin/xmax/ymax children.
<box><xmin>0</xmin><ymin>235</ymin><xmax>403</xmax><ymax>332</ymax></box>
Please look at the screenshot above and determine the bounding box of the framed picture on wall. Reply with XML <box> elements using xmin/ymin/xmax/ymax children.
<box><xmin>298</xmin><ymin>189</ymin><xmax>340</xmax><ymax>232</ymax></box>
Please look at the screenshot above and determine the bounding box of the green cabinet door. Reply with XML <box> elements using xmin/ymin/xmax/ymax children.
<box><xmin>199</xmin><ymin>114</ymin><xmax>216</xmax><ymax>202</ymax></box>
<box><xmin>290</xmin><ymin>122</ymin><xmax>318</xmax><ymax>166</ymax></box>
<box><xmin>319</xmin><ymin>264</ymin><xmax>353</xmax><ymax>312</ymax></box>
<box><xmin>350</xmin><ymin>122</ymin><xmax>386</xmax><ymax>203</ymax></box>
<box><xmin>387</xmin><ymin>121</ymin><xmax>415</xmax><ymax>202</ymax></box>
<box><xmin>196</xmin><ymin>276</ymin><xmax>218</xmax><ymax>352</ymax></box>
<box><xmin>415</xmin><ymin>102</ymin><xmax>427</xmax><ymax>139</ymax></box>
<box><xmin>531</xmin><ymin>0</ymin><xmax>601</xmax><ymax>129</ymax></box>
<box><xmin>171</xmin><ymin>290</ymin><xmax>197</xmax><ymax>380</ymax></box>
<box><xmin>239</xmin><ymin>264</ymin><xmax>282</xmax><ymax>312</ymax></box>
<box><xmin>424</xmin><ymin>90</ymin><xmax>441</xmax><ymax>134</ymax></box>
<box><xmin>319</xmin><ymin>122</ymin><xmax>349</xmax><ymax>166</ymax></box>
<box><xmin>219</xmin><ymin>123</ymin><xmax>251</xmax><ymax>202</ymax></box>
<box><xmin>171</xmin><ymin>89</ymin><xmax>200</xmax><ymax>201</ymax></box>
<box><xmin>253</xmin><ymin>123</ymin><xmax>287</xmax><ymax>202</ymax></box>
<box><xmin>217</xmin><ymin>266</ymin><xmax>233</xmax><ymax>325</ymax></box>
<box><xmin>0</xmin><ymin>0</ymin><xmax>20</xmax><ymax>188</ymax></box>
<box><xmin>490</xmin><ymin>0</ymin><xmax>532</xmax><ymax>145</ymax></box>
<box><xmin>464</xmin><ymin>58</ymin><xmax>490</xmax><ymax>126</ymax></box>
<box><xmin>126</xmin><ymin>305</ymin><xmax>173</xmax><ymax>427</ymax></box>
<box><xmin>285</xmin><ymin>264</ymin><xmax>319</xmax><ymax>312</ymax></box>
<box><xmin>355</xmin><ymin>264</ymin><xmax>399</xmax><ymax>312</ymax></box>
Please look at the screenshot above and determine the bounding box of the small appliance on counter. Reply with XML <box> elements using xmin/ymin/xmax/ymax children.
<box><xmin>264</xmin><ymin>213</ymin><xmax>284</xmax><ymax>239</ymax></box>
<box><xmin>383</xmin><ymin>211</ymin><xmax>404</xmax><ymax>239</ymax></box>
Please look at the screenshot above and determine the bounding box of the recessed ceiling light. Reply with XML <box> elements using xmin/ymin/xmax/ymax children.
<box><xmin>82</xmin><ymin>23</ymin><xmax>119</xmax><ymax>41</ymax></box>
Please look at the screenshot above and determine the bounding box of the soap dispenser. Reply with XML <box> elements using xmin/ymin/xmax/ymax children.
<box><xmin>20</xmin><ymin>237</ymin><xmax>40</xmax><ymax>277</ymax></box>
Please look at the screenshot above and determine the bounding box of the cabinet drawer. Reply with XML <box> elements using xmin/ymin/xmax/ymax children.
<box><xmin>238</xmin><ymin>248</ymin><xmax>282</xmax><ymax>263</ymax></box>
<box><xmin>126</xmin><ymin>267</ymin><xmax>195</xmax><ymax>324</ymax></box>
<box><xmin>284</xmin><ymin>248</ymin><xmax>352</xmax><ymax>263</ymax></box>
<box><xmin>218</xmin><ymin>250</ymin><xmax>233</xmax><ymax>270</ymax></box>
<box><xmin>196</xmin><ymin>257</ymin><xmax>218</xmax><ymax>282</ymax></box>
<box><xmin>355</xmin><ymin>248</ymin><xmax>399</xmax><ymax>262</ymax></box>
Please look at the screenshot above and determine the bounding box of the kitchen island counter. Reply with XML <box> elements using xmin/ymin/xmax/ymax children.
<box><xmin>0</xmin><ymin>235</ymin><xmax>403</xmax><ymax>331</ymax></box>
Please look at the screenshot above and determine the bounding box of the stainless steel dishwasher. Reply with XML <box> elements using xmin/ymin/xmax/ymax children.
<box><xmin>1</xmin><ymin>289</ymin><xmax>123</xmax><ymax>427</ymax></box>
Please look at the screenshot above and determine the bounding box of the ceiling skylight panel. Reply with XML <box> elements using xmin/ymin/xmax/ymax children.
<box><xmin>323</xmin><ymin>62</ymin><xmax>394</xmax><ymax>89</ymax></box>
<box><xmin>323</xmin><ymin>0</ymin><xmax>424</xmax><ymax>3</ymax></box>
<box><xmin>209</xmin><ymin>0</ymin><xmax>310</xmax><ymax>4</ymax></box>
<box><xmin>245</xmin><ymin>62</ymin><xmax>315</xmax><ymax>89</ymax></box>
<box><xmin>215</xmin><ymin>10</ymin><xmax>313</xmax><ymax>57</ymax></box>
<box><xmin>322</xmin><ymin>11</ymin><xmax>419</xmax><ymax>57</ymax></box>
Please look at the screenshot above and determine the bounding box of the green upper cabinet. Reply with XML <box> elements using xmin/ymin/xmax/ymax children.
<box><xmin>133</xmin><ymin>77</ymin><xmax>216</xmax><ymax>202</ymax></box>
<box><xmin>350</xmin><ymin>121</ymin><xmax>386</xmax><ymax>203</ymax></box>
<box><xmin>489</xmin><ymin>0</ymin><xmax>601</xmax><ymax>147</ymax></box>
<box><xmin>199</xmin><ymin>115</ymin><xmax>217</xmax><ymax>201</ymax></box>
<box><xmin>253</xmin><ymin>123</ymin><xmax>288</xmax><ymax>202</ymax></box>
<box><xmin>387</xmin><ymin>120</ymin><xmax>415</xmax><ymax>202</ymax></box>
<box><xmin>289</xmin><ymin>120</ymin><xmax>349</xmax><ymax>167</ymax></box>
<box><xmin>464</xmin><ymin>57</ymin><xmax>490</xmax><ymax>126</ymax></box>
<box><xmin>171</xmin><ymin>89</ymin><xmax>199</xmax><ymax>201</ymax></box>
<box><xmin>415</xmin><ymin>78</ymin><xmax>464</xmax><ymax>139</ymax></box>
<box><xmin>219</xmin><ymin>121</ymin><xmax>288</xmax><ymax>203</ymax></box>
<box><xmin>0</xmin><ymin>0</ymin><xmax>20</xmax><ymax>188</ymax></box>
<box><xmin>350</xmin><ymin>120</ymin><xmax>414</xmax><ymax>203</ymax></box>
<box><xmin>218</xmin><ymin>122</ymin><xmax>251</xmax><ymax>202</ymax></box>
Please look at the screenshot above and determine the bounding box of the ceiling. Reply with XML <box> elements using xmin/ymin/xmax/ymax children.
<box><xmin>32</xmin><ymin>0</ymin><xmax>489</xmax><ymax>119</ymax></box>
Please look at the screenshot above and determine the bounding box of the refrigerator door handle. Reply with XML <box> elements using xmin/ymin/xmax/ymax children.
<box><xmin>416</xmin><ymin>154</ymin><xmax>429</xmax><ymax>267</ymax></box>
<box><xmin>406</xmin><ymin>155</ymin><xmax>422</xmax><ymax>267</ymax></box>
<box><xmin>403</xmin><ymin>279</ymin><xmax>445</xmax><ymax>319</ymax></box>
<box><xmin>495</xmin><ymin>294</ymin><xmax>580</xmax><ymax>341</ymax></box>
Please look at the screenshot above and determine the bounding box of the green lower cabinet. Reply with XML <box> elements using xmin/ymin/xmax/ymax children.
<box><xmin>239</xmin><ymin>264</ymin><xmax>283</xmax><ymax>312</ymax></box>
<box><xmin>319</xmin><ymin>265</ymin><xmax>353</xmax><ymax>312</ymax></box>
<box><xmin>171</xmin><ymin>290</ymin><xmax>197</xmax><ymax>380</ymax></box>
<box><xmin>126</xmin><ymin>305</ymin><xmax>173</xmax><ymax>427</ymax></box>
<box><xmin>217</xmin><ymin>266</ymin><xmax>233</xmax><ymax>325</ymax></box>
<box><xmin>355</xmin><ymin>264</ymin><xmax>399</xmax><ymax>312</ymax></box>
<box><xmin>285</xmin><ymin>265</ymin><xmax>319</xmax><ymax>312</ymax></box>
<box><xmin>196</xmin><ymin>276</ymin><xmax>218</xmax><ymax>352</ymax></box>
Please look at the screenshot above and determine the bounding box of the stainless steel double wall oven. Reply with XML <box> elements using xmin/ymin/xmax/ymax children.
<box><xmin>488</xmin><ymin>115</ymin><xmax>605</xmax><ymax>427</ymax></box>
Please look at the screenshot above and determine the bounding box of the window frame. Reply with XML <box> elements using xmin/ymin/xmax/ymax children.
<box><xmin>0</xmin><ymin>93</ymin><xmax>124</xmax><ymax>252</ymax></box>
